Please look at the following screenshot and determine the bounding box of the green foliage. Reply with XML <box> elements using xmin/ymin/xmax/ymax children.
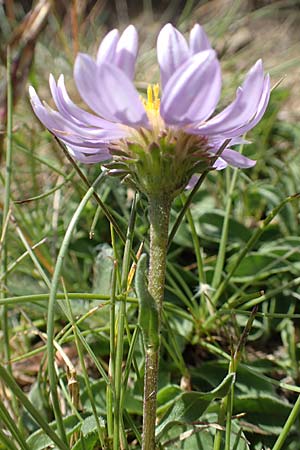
<box><xmin>1</xmin><ymin>2</ymin><xmax>300</xmax><ymax>450</ymax></box>
<box><xmin>156</xmin><ymin>373</ymin><xmax>235</xmax><ymax>440</ymax></box>
<box><xmin>136</xmin><ymin>253</ymin><xmax>160</xmax><ymax>351</ymax></box>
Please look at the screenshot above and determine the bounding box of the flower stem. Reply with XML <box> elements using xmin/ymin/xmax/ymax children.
<box><xmin>142</xmin><ymin>194</ymin><xmax>171</xmax><ymax>450</ymax></box>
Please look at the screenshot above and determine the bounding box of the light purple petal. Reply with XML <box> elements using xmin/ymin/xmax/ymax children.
<box><xmin>209</xmin><ymin>136</ymin><xmax>250</xmax><ymax>147</ymax></box>
<box><xmin>226</xmin><ymin>74</ymin><xmax>270</xmax><ymax>137</ymax></box>
<box><xmin>220</xmin><ymin>149</ymin><xmax>256</xmax><ymax>168</ymax></box>
<box><xmin>74</xmin><ymin>54</ymin><xmax>149</xmax><ymax>127</ymax></box>
<box><xmin>74</xmin><ymin>54</ymin><xmax>116</xmax><ymax>122</ymax></box>
<box><xmin>66</xmin><ymin>144</ymin><xmax>112</xmax><ymax>164</ymax></box>
<box><xmin>97</xmin><ymin>62</ymin><xmax>149</xmax><ymax>126</ymax></box>
<box><xmin>160</xmin><ymin>50</ymin><xmax>221</xmax><ymax>126</ymax></box>
<box><xmin>207</xmin><ymin>139</ymin><xmax>256</xmax><ymax>168</ymax></box>
<box><xmin>191</xmin><ymin>60</ymin><xmax>268</xmax><ymax>136</ymax></box>
<box><xmin>54</xmin><ymin>74</ymin><xmax>120</xmax><ymax>130</ymax></box>
<box><xmin>97</xmin><ymin>26</ymin><xmax>138</xmax><ymax>80</ymax></box>
<box><xmin>29</xmin><ymin>86</ymin><xmax>126</xmax><ymax>147</ymax></box>
<box><xmin>185</xmin><ymin>159</ymin><xmax>228</xmax><ymax>187</ymax></box>
<box><xmin>189</xmin><ymin>24</ymin><xmax>211</xmax><ymax>54</ymax></box>
<box><xmin>185</xmin><ymin>174</ymin><xmax>199</xmax><ymax>189</ymax></box>
<box><xmin>157</xmin><ymin>23</ymin><xmax>190</xmax><ymax>89</ymax></box>
<box><xmin>97</xmin><ymin>29</ymin><xmax>119</xmax><ymax>65</ymax></box>
<box><xmin>114</xmin><ymin>25</ymin><xmax>138</xmax><ymax>80</ymax></box>
<box><xmin>213</xmin><ymin>158</ymin><xmax>228</xmax><ymax>170</ymax></box>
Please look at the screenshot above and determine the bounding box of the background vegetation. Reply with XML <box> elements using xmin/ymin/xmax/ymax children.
<box><xmin>1</xmin><ymin>1</ymin><xmax>300</xmax><ymax>449</ymax></box>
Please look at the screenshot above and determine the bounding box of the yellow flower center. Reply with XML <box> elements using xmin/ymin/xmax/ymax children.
<box><xmin>143</xmin><ymin>84</ymin><xmax>160</xmax><ymax>112</ymax></box>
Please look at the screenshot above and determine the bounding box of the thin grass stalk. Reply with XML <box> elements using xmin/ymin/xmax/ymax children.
<box><xmin>1</xmin><ymin>46</ymin><xmax>13</xmax><ymax>373</ymax></box>
<box><xmin>111</xmin><ymin>222</ymin><xmax>122</xmax><ymax>291</ymax></box>
<box><xmin>71</xmin><ymin>0</ymin><xmax>79</xmax><ymax>56</ymax></box>
<box><xmin>272</xmin><ymin>395</ymin><xmax>300</xmax><ymax>450</ymax></box>
<box><xmin>15</xmin><ymin>139</ymin><xmax>68</xmax><ymax>175</ymax></box>
<box><xmin>0</xmin><ymin>426</ymin><xmax>19</xmax><ymax>450</ymax></box>
<box><xmin>55</xmin><ymin>138</ymin><xmax>129</xmax><ymax>249</ymax></box>
<box><xmin>47</xmin><ymin>171</ymin><xmax>106</xmax><ymax>445</ymax></box>
<box><xmin>0</xmin><ymin>365</ymin><xmax>69</xmax><ymax>450</ymax></box>
<box><xmin>0</xmin><ymin>237</ymin><xmax>47</xmax><ymax>281</ymax></box>
<box><xmin>114</xmin><ymin>194</ymin><xmax>137</xmax><ymax>450</ymax></box>
<box><xmin>225</xmin><ymin>307</ymin><xmax>257</xmax><ymax>450</ymax></box>
<box><xmin>166</xmin><ymin>271</ymin><xmax>196</xmax><ymax>312</ymax></box>
<box><xmin>122</xmin><ymin>326</ymin><xmax>140</xmax><ymax>391</ymax></box>
<box><xmin>56</xmin><ymin>367</ymin><xmax>83</xmax><ymax>423</ymax></box>
<box><xmin>89</xmin><ymin>204</ymin><xmax>101</xmax><ymax>239</ymax></box>
<box><xmin>161</xmin><ymin>310</ymin><xmax>187</xmax><ymax>376</ymax></box>
<box><xmin>15</xmin><ymin>224</ymin><xmax>51</xmax><ymax>288</ymax></box>
<box><xmin>0</xmin><ymin>208</ymin><xmax>11</xmax><ymax>258</ymax></box>
<box><xmin>124</xmin><ymin>409</ymin><xmax>142</xmax><ymax>446</ymax></box>
<box><xmin>167</xmin><ymin>139</ymin><xmax>231</xmax><ymax>249</ymax></box>
<box><xmin>167</xmin><ymin>262</ymin><xmax>194</xmax><ymax>303</ymax></box>
<box><xmin>182</xmin><ymin>198</ymin><xmax>207</xmax><ymax>319</ymax></box>
<box><xmin>67</xmin><ymin>322</ymin><xmax>110</xmax><ymax>382</ymax></box>
<box><xmin>0</xmin><ymin>399</ymin><xmax>30</xmax><ymax>450</ymax></box>
<box><xmin>107</xmin><ymin>259</ymin><xmax>118</xmax><ymax>440</ymax></box>
<box><xmin>211</xmin><ymin>193</ymin><xmax>300</xmax><ymax>308</ymax></box>
<box><xmin>15</xmin><ymin>170</ymin><xmax>75</xmax><ymax>204</ymax></box>
<box><xmin>211</xmin><ymin>166</ymin><xmax>239</xmax><ymax>291</ymax></box>
<box><xmin>124</xmin><ymin>318</ymin><xmax>143</xmax><ymax>387</ymax></box>
<box><xmin>64</xmin><ymin>294</ymin><xmax>108</xmax><ymax>449</ymax></box>
<box><xmin>213</xmin><ymin>397</ymin><xmax>227</xmax><ymax>450</ymax></box>
<box><xmin>121</xmin><ymin>326</ymin><xmax>142</xmax><ymax>425</ymax></box>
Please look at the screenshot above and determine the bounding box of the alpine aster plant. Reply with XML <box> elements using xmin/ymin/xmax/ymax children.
<box><xmin>30</xmin><ymin>23</ymin><xmax>270</xmax><ymax>450</ymax></box>
<box><xmin>30</xmin><ymin>23</ymin><xmax>270</xmax><ymax>198</ymax></box>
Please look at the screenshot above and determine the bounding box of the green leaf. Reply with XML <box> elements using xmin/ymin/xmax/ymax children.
<box><xmin>135</xmin><ymin>253</ymin><xmax>159</xmax><ymax>351</ymax></box>
<box><xmin>26</xmin><ymin>415</ymin><xmax>80</xmax><ymax>450</ymax></box>
<box><xmin>81</xmin><ymin>380</ymin><xmax>106</xmax><ymax>415</ymax></box>
<box><xmin>179</xmin><ymin>420</ymin><xmax>250</xmax><ymax>450</ymax></box>
<box><xmin>234</xmin><ymin>395</ymin><xmax>292</xmax><ymax>435</ymax></box>
<box><xmin>197</xmin><ymin>211</ymin><xmax>252</xmax><ymax>244</ymax></box>
<box><xmin>155</xmin><ymin>373</ymin><xmax>235</xmax><ymax>440</ymax></box>
<box><xmin>22</xmin><ymin>381</ymin><xmax>50</xmax><ymax>433</ymax></box>
<box><xmin>226</xmin><ymin>252</ymin><xmax>287</xmax><ymax>282</ymax></box>
<box><xmin>71</xmin><ymin>416</ymin><xmax>104</xmax><ymax>450</ymax></box>
<box><xmin>191</xmin><ymin>361</ymin><xmax>275</xmax><ymax>397</ymax></box>
<box><xmin>157</xmin><ymin>384</ymin><xmax>182</xmax><ymax>415</ymax></box>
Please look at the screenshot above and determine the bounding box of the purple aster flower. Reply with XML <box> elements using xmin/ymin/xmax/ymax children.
<box><xmin>30</xmin><ymin>23</ymin><xmax>270</xmax><ymax>196</ymax></box>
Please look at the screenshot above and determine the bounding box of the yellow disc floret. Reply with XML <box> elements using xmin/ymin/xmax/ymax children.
<box><xmin>142</xmin><ymin>84</ymin><xmax>160</xmax><ymax>112</ymax></box>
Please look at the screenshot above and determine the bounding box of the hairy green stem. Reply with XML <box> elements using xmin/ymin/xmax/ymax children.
<box><xmin>142</xmin><ymin>194</ymin><xmax>171</xmax><ymax>450</ymax></box>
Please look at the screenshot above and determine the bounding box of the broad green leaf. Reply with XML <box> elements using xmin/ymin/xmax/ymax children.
<box><xmin>26</xmin><ymin>415</ymin><xmax>80</xmax><ymax>450</ymax></box>
<box><xmin>226</xmin><ymin>247</ymin><xmax>300</xmax><ymax>282</ymax></box>
<box><xmin>192</xmin><ymin>361</ymin><xmax>275</xmax><ymax>397</ymax></box>
<box><xmin>22</xmin><ymin>381</ymin><xmax>50</xmax><ymax>433</ymax></box>
<box><xmin>157</xmin><ymin>384</ymin><xmax>182</xmax><ymax>415</ymax></box>
<box><xmin>81</xmin><ymin>380</ymin><xmax>106</xmax><ymax>415</ymax></box>
<box><xmin>176</xmin><ymin>420</ymin><xmax>250</xmax><ymax>450</ymax></box>
<box><xmin>71</xmin><ymin>415</ymin><xmax>105</xmax><ymax>450</ymax></box>
<box><xmin>234</xmin><ymin>395</ymin><xmax>292</xmax><ymax>435</ymax></box>
<box><xmin>157</xmin><ymin>384</ymin><xmax>182</xmax><ymax>406</ymax></box>
<box><xmin>196</xmin><ymin>211</ymin><xmax>252</xmax><ymax>244</ymax></box>
<box><xmin>155</xmin><ymin>373</ymin><xmax>235</xmax><ymax>440</ymax></box>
